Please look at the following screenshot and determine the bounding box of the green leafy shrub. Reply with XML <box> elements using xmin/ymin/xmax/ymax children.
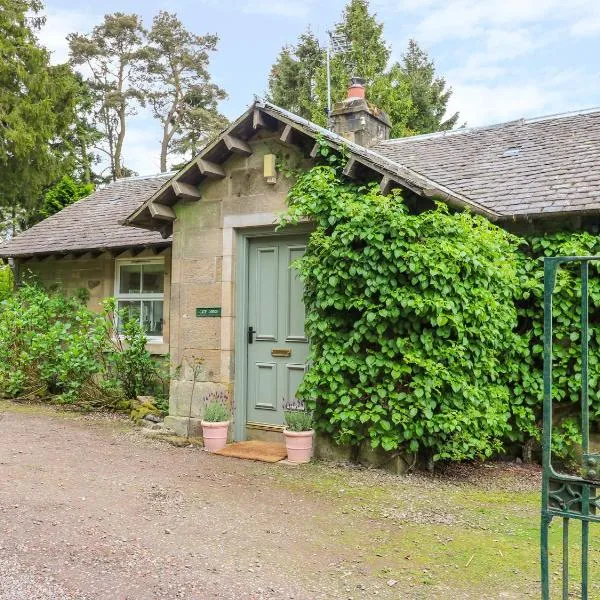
<box><xmin>39</xmin><ymin>175</ymin><xmax>94</xmax><ymax>219</ymax></box>
<box><xmin>203</xmin><ymin>401</ymin><xmax>230</xmax><ymax>422</ymax></box>
<box><xmin>102</xmin><ymin>298</ymin><xmax>166</xmax><ymax>400</ymax></box>
<box><xmin>281</xmin><ymin>151</ymin><xmax>521</xmax><ymax>462</ymax></box>
<box><xmin>0</xmin><ymin>265</ymin><xmax>13</xmax><ymax>301</ymax></box>
<box><xmin>284</xmin><ymin>409</ymin><xmax>313</xmax><ymax>432</ymax></box>
<box><xmin>0</xmin><ymin>285</ymin><xmax>166</xmax><ymax>409</ymax></box>
<box><xmin>281</xmin><ymin>145</ymin><xmax>600</xmax><ymax>463</ymax></box>
<box><xmin>0</xmin><ymin>285</ymin><xmax>107</xmax><ymax>404</ymax></box>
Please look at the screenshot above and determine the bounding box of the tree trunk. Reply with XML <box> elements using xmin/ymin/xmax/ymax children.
<box><xmin>160</xmin><ymin>92</ymin><xmax>180</xmax><ymax>173</ymax></box>
<box><xmin>102</xmin><ymin>105</ymin><xmax>116</xmax><ymax>182</ymax></box>
<box><xmin>160</xmin><ymin>121</ymin><xmax>169</xmax><ymax>173</ymax></box>
<box><xmin>113</xmin><ymin>64</ymin><xmax>126</xmax><ymax>180</ymax></box>
<box><xmin>114</xmin><ymin>105</ymin><xmax>126</xmax><ymax>179</ymax></box>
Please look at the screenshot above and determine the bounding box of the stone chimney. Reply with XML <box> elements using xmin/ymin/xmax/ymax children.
<box><xmin>329</xmin><ymin>77</ymin><xmax>391</xmax><ymax>147</ymax></box>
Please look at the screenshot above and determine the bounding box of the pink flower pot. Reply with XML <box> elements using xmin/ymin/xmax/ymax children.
<box><xmin>284</xmin><ymin>429</ymin><xmax>314</xmax><ymax>464</ymax></box>
<box><xmin>201</xmin><ymin>420</ymin><xmax>230</xmax><ymax>452</ymax></box>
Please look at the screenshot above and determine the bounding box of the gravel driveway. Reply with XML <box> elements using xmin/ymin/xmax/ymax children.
<box><xmin>0</xmin><ymin>406</ymin><xmax>414</xmax><ymax>600</ymax></box>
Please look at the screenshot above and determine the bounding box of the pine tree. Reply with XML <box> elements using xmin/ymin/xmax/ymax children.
<box><xmin>333</xmin><ymin>0</ymin><xmax>389</xmax><ymax>85</ymax></box>
<box><xmin>268</xmin><ymin>30</ymin><xmax>322</xmax><ymax>121</ymax></box>
<box><xmin>312</xmin><ymin>0</ymin><xmax>392</xmax><ymax>127</ymax></box>
<box><xmin>68</xmin><ymin>13</ymin><xmax>147</xmax><ymax>180</ymax></box>
<box><xmin>0</xmin><ymin>0</ymin><xmax>90</xmax><ymax>233</ymax></box>
<box><xmin>144</xmin><ymin>12</ymin><xmax>228</xmax><ymax>171</ymax></box>
<box><xmin>267</xmin><ymin>0</ymin><xmax>459</xmax><ymax>137</ymax></box>
<box><xmin>400</xmin><ymin>39</ymin><xmax>458</xmax><ymax>133</ymax></box>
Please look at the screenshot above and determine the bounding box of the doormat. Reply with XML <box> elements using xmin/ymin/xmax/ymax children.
<box><xmin>214</xmin><ymin>440</ymin><xmax>287</xmax><ymax>463</ymax></box>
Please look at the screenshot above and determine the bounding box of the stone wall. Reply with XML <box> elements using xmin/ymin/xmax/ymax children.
<box><xmin>165</xmin><ymin>132</ymin><xmax>304</xmax><ymax>437</ymax></box>
<box><xmin>17</xmin><ymin>248</ymin><xmax>171</xmax><ymax>355</ymax></box>
<box><xmin>20</xmin><ymin>253</ymin><xmax>116</xmax><ymax>312</ymax></box>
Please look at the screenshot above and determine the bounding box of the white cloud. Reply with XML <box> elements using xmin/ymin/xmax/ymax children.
<box><xmin>446</xmin><ymin>81</ymin><xmax>562</xmax><ymax>127</ymax></box>
<box><xmin>243</xmin><ymin>0</ymin><xmax>316</xmax><ymax>18</ymax></box>
<box><xmin>571</xmin><ymin>16</ymin><xmax>600</xmax><ymax>37</ymax></box>
<box><xmin>404</xmin><ymin>0</ymin><xmax>597</xmax><ymax>44</ymax></box>
<box><xmin>447</xmin><ymin>28</ymin><xmax>543</xmax><ymax>83</ymax></box>
<box><xmin>483</xmin><ymin>29</ymin><xmax>539</xmax><ymax>62</ymax></box>
<box><xmin>445</xmin><ymin>65</ymin><xmax>600</xmax><ymax>127</ymax></box>
<box><xmin>36</xmin><ymin>8</ymin><xmax>99</xmax><ymax>64</ymax></box>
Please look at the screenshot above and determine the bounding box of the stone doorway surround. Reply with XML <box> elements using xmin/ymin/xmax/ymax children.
<box><xmin>224</xmin><ymin>212</ymin><xmax>282</xmax><ymax>442</ymax></box>
<box><xmin>164</xmin><ymin>211</ymin><xmax>310</xmax><ymax>441</ymax></box>
<box><xmin>162</xmin><ymin>131</ymin><xmax>311</xmax><ymax>441</ymax></box>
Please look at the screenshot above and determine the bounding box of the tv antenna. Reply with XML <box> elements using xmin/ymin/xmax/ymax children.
<box><xmin>326</xmin><ymin>30</ymin><xmax>350</xmax><ymax>118</ymax></box>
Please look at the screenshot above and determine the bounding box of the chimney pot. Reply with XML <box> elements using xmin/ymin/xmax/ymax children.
<box><xmin>330</xmin><ymin>77</ymin><xmax>391</xmax><ymax>148</ymax></box>
<box><xmin>347</xmin><ymin>76</ymin><xmax>366</xmax><ymax>99</ymax></box>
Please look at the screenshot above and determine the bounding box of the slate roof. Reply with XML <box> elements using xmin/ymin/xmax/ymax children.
<box><xmin>4</xmin><ymin>104</ymin><xmax>600</xmax><ymax>261</ymax></box>
<box><xmin>372</xmin><ymin>108</ymin><xmax>600</xmax><ymax>219</ymax></box>
<box><xmin>258</xmin><ymin>101</ymin><xmax>497</xmax><ymax>219</ymax></box>
<box><xmin>0</xmin><ymin>174</ymin><xmax>173</xmax><ymax>259</ymax></box>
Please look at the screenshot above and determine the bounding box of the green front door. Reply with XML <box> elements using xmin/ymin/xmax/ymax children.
<box><xmin>246</xmin><ymin>235</ymin><xmax>309</xmax><ymax>427</ymax></box>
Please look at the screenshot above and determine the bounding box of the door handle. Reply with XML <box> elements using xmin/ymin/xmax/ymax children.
<box><xmin>248</xmin><ymin>326</ymin><xmax>256</xmax><ymax>344</ymax></box>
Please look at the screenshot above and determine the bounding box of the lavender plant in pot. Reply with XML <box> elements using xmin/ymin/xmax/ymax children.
<box><xmin>201</xmin><ymin>401</ymin><xmax>230</xmax><ymax>452</ymax></box>
<box><xmin>283</xmin><ymin>401</ymin><xmax>314</xmax><ymax>464</ymax></box>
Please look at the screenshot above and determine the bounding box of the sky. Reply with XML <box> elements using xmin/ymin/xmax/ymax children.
<box><xmin>37</xmin><ymin>0</ymin><xmax>600</xmax><ymax>176</ymax></box>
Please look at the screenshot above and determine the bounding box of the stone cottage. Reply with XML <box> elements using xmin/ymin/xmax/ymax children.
<box><xmin>2</xmin><ymin>81</ymin><xmax>600</xmax><ymax>443</ymax></box>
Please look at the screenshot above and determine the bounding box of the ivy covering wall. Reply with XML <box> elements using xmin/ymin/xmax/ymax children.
<box><xmin>509</xmin><ymin>233</ymin><xmax>600</xmax><ymax>458</ymax></box>
<box><xmin>281</xmin><ymin>145</ymin><xmax>595</xmax><ymax>463</ymax></box>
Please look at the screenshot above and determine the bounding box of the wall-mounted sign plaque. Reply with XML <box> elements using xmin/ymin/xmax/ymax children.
<box><xmin>196</xmin><ymin>307</ymin><xmax>221</xmax><ymax>317</ymax></box>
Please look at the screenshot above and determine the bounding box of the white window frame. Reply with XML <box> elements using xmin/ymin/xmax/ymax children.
<box><xmin>114</xmin><ymin>257</ymin><xmax>165</xmax><ymax>344</ymax></box>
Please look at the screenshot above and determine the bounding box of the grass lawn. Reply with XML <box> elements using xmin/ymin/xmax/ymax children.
<box><xmin>273</xmin><ymin>458</ymin><xmax>600</xmax><ymax>598</ymax></box>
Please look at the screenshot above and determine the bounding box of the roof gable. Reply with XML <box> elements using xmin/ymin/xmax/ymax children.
<box><xmin>125</xmin><ymin>100</ymin><xmax>499</xmax><ymax>236</ymax></box>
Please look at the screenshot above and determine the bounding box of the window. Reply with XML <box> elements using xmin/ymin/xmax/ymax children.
<box><xmin>115</xmin><ymin>259</ymin><xmax>165</xmax><ymax>341</ymax></box>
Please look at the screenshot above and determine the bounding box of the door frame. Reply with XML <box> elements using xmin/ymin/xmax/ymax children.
<box><xmin>233</xmin><ymin>225</ymin><xmax>311</xmax><ymax>441</ymax></box>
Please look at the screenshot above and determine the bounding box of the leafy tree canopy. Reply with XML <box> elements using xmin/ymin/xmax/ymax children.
<box><xmin>268</xmin><ymin>30</ymin><xmax>322</xmax><ymax>122</ymax></box>
<box><xmin>68</xmin><ymin>12</ymin><xmax>148</xmax><ymax>181</ymax></box>
<box><xmin>144</xmin><ymin>11</ymin><xmax>228</xmax><ymax>171</ymax></box>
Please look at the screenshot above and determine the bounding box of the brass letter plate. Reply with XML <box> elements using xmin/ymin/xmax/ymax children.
<box><xmin>271</xmin><ymin>348</ymin><xmax>292</xmax><ymax>358</ymax></box>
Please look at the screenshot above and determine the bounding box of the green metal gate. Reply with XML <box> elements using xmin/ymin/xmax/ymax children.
<box><xmin>542</xmin><ymin>256</ymin><xmax>599</xmax><ymax>599</ymax></box>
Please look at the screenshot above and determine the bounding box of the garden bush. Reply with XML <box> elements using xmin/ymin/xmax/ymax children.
<box><xmin>0</xmin><ymin>285</ymin><xmax>167</xmax><ymax>410</ymax></box>
<box><xmin>507</xmin><ymin>232</ymin><xmax>600</xmax><ymax>458</ymax></box>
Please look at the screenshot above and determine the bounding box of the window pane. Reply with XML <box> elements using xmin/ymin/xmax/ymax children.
<box><xmin>142</xmin><ymin>263</ymin><xmax>164</xmax><ymax>294</ymax></box>
<box><xmin>119</xmin><ymin>265</ymin><xmax>141</xmax><ymax>294</ymax></box>
<box><xmin>117</xmin><ymin>300</ymin><xmax>141</xmax><ymax>333</ymax></box>
<box><xmin>142</xmin><ymin>300</ymin><xmax>164</xmax><ymax>337</ymax></box>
